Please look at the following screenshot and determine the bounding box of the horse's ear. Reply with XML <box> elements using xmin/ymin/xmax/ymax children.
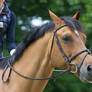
<box><xmin>73</xmin><ymin>10</ymin><xmax>81</xmax><ymax>20</ymax></box>
<box><xmin>49</xmin><ymin>10</ymin><xmax>64</xmax><ymax>28</ymax></box>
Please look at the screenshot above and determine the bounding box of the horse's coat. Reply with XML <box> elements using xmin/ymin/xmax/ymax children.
<box><xmin>0</xmin><ymin>10</ymin><xmax>92</xmax><ymax>92</ymax></box>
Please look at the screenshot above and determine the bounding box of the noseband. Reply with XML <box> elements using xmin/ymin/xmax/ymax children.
<box><xmin>2</xmin><ymin>24</ymin><xmax>91</xmax><ymax>82</ymax></box>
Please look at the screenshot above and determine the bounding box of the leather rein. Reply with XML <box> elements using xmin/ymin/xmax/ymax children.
<box><xmin>2</xmin><ymin>24</ymin><xmax>91</xmax><ymax>82</ymax></box>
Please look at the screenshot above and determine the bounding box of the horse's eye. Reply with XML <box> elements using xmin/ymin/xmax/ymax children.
<box><xmin>62</xmin><ymin>35</ymin><xmax>73</xmax><ymax>42</ymax></box>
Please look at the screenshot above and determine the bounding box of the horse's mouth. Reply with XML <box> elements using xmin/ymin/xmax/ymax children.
<box><xmin>79</xmin><ymin>71</ymin><xmax>92</xmax><ymax>83</ymax></box>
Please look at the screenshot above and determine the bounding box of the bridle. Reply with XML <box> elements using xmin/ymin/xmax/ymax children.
<box><xmin>51</xmin><ymin>24</ymin><xmax>91</xmax><ymax>73</ymax></box>
<box><xmin>2</xmin><ymin>24</ymin><xmax>91</xmax><ymax>83</ymax></box>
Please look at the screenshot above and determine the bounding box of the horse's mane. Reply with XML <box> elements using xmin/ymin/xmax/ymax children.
<box><xmin>0</xmin><ymin>16</ymin><xmax>83</xmax><ymax>69</ymax></box>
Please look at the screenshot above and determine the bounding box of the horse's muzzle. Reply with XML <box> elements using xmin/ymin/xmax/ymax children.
<box><xmin>80</xmin><ymin>64</ymin><xmax>92</xmax><ymax>83</ymax></box>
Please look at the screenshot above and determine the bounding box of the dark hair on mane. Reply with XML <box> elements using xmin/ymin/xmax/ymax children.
<box><xmin>15</xmin><ymin>16</ymin><xmax>82</xmax><ymax>60</ymax></box>
<box><xmin>0</xmin><ymin>16</ymin><xmax>83</xmax><ymax>69</ymax></box>
<box><xmin>61</xmin><ymin>16</ymin><xmax>83</xmax><ymax>31</ymax></box>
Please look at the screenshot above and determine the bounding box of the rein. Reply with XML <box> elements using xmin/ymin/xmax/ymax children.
<box><xmin>1</xmin><ymin>24</ymin><xmax>91</xmax><ymax>82</ymax></box>
<box><xmin>2</xmin><ymin>60</ymin><xmax>70</xmax><ymax>82</ymax></box>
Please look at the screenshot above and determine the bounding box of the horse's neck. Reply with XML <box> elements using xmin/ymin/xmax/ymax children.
<box><xmin>8</xmin><ymin>31</ymin><xmax>54</xmax><ymax>92</ymax></box>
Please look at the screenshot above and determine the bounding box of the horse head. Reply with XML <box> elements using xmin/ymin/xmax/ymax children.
<box><xmin>49</xmin><ymin>10</ymin><xmax>92</xmax><ymax>83</ymax></box>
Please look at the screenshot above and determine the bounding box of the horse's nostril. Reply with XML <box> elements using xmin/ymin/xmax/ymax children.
<box><xmin>87</xmin><ymin>65</ymin><xmax>92</xmax><ymax>72</ymax></box>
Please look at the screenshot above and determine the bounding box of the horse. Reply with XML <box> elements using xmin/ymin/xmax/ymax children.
<box><xmin>0</xmin><ymin>10</ymin><xmax>92</xmax><ymax>92</ymax></box>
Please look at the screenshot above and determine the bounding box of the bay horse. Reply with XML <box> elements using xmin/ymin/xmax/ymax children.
<box><xmin>0</xmin><ymin>10</ymin><xmax>92</xmax><ymax>92</ymax></box>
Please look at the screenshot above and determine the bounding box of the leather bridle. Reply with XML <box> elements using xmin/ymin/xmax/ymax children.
<box><xmin>2</xmin><ymin>24</ymin><xmax>91</xmax><ymax>82</ymax></box>
<box><xmin>51</xmin><ymin>24</ymin><xmax>91</xmax><ymax>73</ymax></box>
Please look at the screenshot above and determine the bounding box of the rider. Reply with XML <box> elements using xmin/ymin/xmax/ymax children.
<box><xmin>0</xmin><ymin>0</ymin><xmax>16</xmax><ymax>58</ymax></box>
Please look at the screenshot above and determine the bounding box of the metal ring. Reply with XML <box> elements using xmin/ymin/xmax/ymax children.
<box><xmin>69</xmin><ymin>63</ymin><xmax>78</xmax><ymax>73</ymax></box>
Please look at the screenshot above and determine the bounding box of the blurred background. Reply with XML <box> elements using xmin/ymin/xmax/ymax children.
<box><xmin>4</xmin><ymin>0</ymin><xmax>92</xmax><ymax>92</ymax></box>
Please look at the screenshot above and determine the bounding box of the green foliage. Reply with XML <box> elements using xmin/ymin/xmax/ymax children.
<box><xmin>4</xmin><ymin>0</ymin><xmax>92</xmax><ymax>92</ymax></box>
<box><xmin>44</xmin><ymin>74</ymin><xmax>92</xmax><ymax>92</ymax></box>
